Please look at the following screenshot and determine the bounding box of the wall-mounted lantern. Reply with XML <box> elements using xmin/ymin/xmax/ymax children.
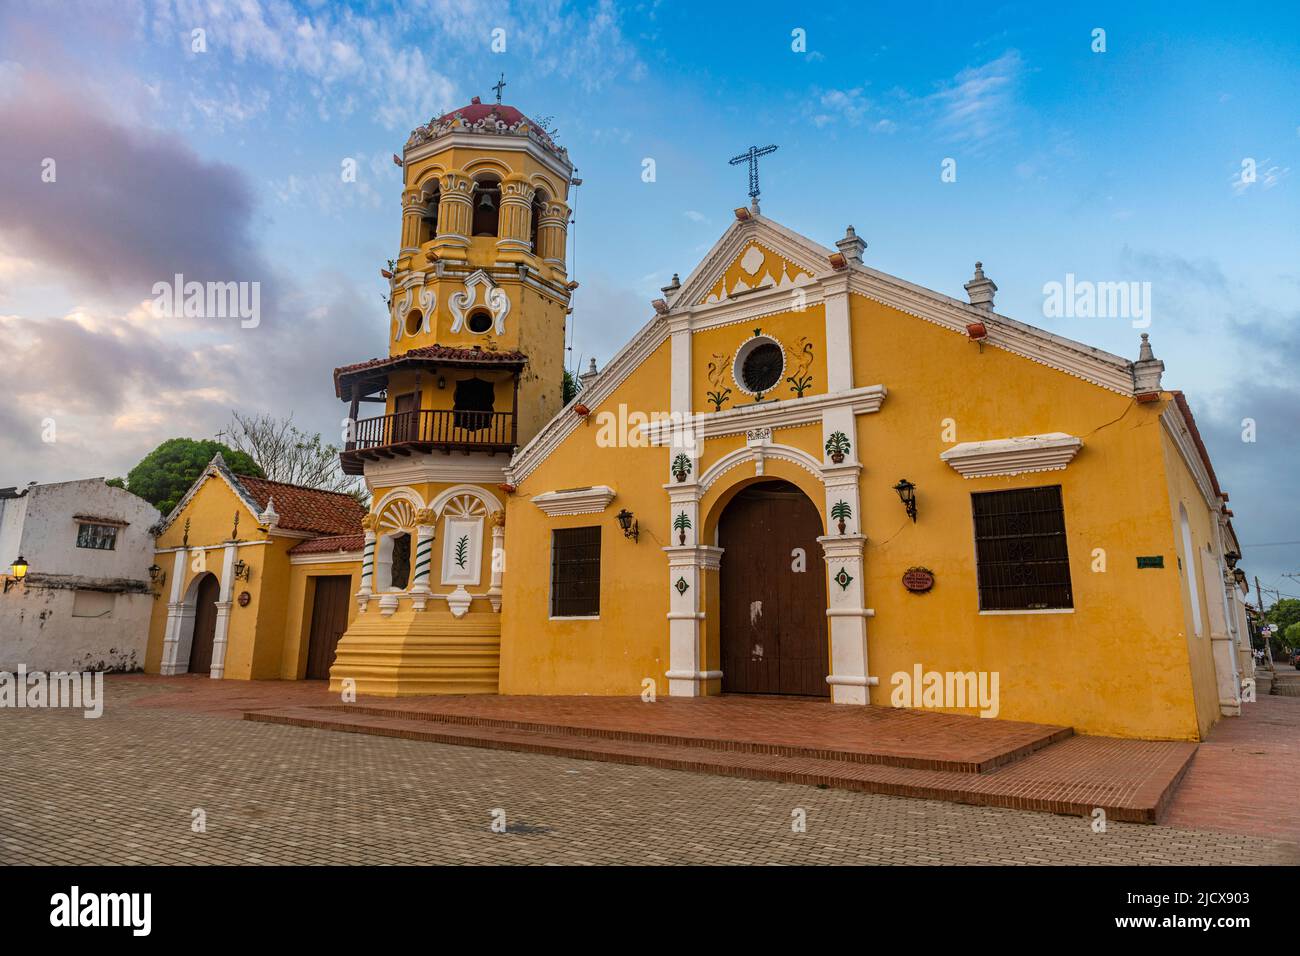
<box><xmin>4</xmin><ymin>554</ymin><xmax>28</xmax><ymax>593</ymax></box>
<box><xmin>1224</xmin><ymin>550</ymin><xmax>1241</xmax><ymax>570</ymax></box>
<box><xmin>147</xmin><ymin>562</ymin><xmax>166</xmax><ymax>598</ymax></box>
<box><xmin>232</xmin><ymin>558</ymin><xmax>251</xmax><ymax>582</ymax></box>
<box><xmin>893</xmin><ymin>479</ymin><xmax>918</xmax><ymax>523</ymax></box>
<box><xmin>615</xmin><ymin>508</ymin><xmax>639</xmax><ymax>543</ymax></box>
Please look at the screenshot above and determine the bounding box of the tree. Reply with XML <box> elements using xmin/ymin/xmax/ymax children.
<box><xmin>217</xmin><ymin>411</ymin><xmax>367</xmax><ymax>504</ymax></box>
<box><xmin>123</xmin><ymin>438</ymin><xmax>263</xmax><ymax>516</ymax></box>
<box><xmin>1264</xmin><ymin>598</ymin><xmax>1300</xmax><ymax>637</ymax></box>
<box><xmin>1284</xmin><ymin>622</ymin><xmax>1300</xmax><ymax>652</ymax></box>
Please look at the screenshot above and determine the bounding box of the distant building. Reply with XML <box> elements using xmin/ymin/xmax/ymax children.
<box><xmin>0</xmin><ymin>479</ymin><xmax>160</xmax><ymax>671</ymax></box>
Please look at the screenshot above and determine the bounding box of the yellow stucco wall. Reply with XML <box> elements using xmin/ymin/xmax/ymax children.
<box><xmin>281</xmin><ymin>560</ymin><xmax>363</xmax><ymax>679</ymax></box>
<box><xmin>498</xmin><ymin>339</ymin><xmax>673</xmax><ymax>696</ymax></box>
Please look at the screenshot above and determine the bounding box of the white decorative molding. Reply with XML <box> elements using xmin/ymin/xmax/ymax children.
<box><xmin>1160</xmin><ymin>405</ymin><xmax>1219</xmax><ymax>510</ymax></box>
<box><xmin>364</xmin><ymin>455</ymin><xmax>509</xmax><ymax>490</ymax></box>
<box><xmin>446</xmin><ymin>585</ymin><xmax>473</xmax><ymax>618</ymax></box>
<box><xmin>530</xmin><ymin>485</ymin><xmax>616</xmax><ymax>516</ymax></box>
<box><xmin>288</xmin><ymin>550</ymin><xmax>364</xmax><ymax>566</ymax></box>
<box><xmin>430</xmin><ymin>484</ymin><xmax>503</xmax><ymax>517</ymax></box>
<box><xmin>698</xmin><ymin>443</ymin><xmax>823</xmax><ymax>493</ymax></box>
<box><xmin>448</xmin><ymin>269</ymin><xmax>509</xmax><ymax>334</ymax></box>
<box><xmin>731</xmin><ymin>332</ymin><xmax>785</xmax><ymax>398</ymax></box>
<box><xmin>939</xmin><ymin>432</ymin><xmax>1083</xmax><ymax>478</ymax></box>
<box><xmin>643</xmin><ymin>385</ymin><xmax>887</xmax><ymax>445</ymax></box>
<box><xmin>441</xmin><ymin>516</ymin><xmax>483</xmax><ymax>586</ymax></box>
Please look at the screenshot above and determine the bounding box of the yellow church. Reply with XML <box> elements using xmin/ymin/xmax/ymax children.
<box><xmin>145</xmin><ymin>93</ymin><xmax>1255</xmax><ymax>743</ymax></box>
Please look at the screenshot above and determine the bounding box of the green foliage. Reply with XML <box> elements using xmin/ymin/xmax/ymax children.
<box><xmin>1264</xmin><ymin>598</ymin><xmax>1300</xmax><ymax>636</ymax></box>
<box><xmin>672</xmin><ymin>453</ymin><xmax>692</xmax><ymax>477</ymax></box>
<box><xmin>563</xmin><ymin>369</ymin><xmax>583</xmax><ymax>405</ymax></box>
<box><xmin>673</xmin><ymin>512</ymin><xmax>692</xmax><ymax>532</ymax></box>
<box><xmin>830</xmin><ymin>500</ymin><xmax>853</xmax><ymax>521</ymax></box>
<box><xmin>104</xmin><ymin>477</ymin><xmax>126</xmax><ymax>490</ymax></box>
<box><xmin>824</xmin><ymin>431</ymin><xmax>852</xmax><ymax>457</ymax></box>
<box><xmin>1284</xmin><ymin>621</ymin><xmax>1300</xmax><ymax>650</ymax></box>
<box><xmin>124</xmin><ymin>438</ymin><xmax>263</xmax><ymax>516</ymax></box>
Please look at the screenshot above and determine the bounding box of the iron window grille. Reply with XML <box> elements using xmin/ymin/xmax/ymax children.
<box><xmin>551</xmin><ymin>526</ymin><xmax>601</xmax><ymax>617</ymax></box>
<box><xmin>970</xmin><ymin>485</ymin><xmax>1073</xmax><ymax>611</ymax></box>
<box><xmin>75</xmin><ymin>523</ymin><xmax>118</xmax><ymax>551</ymax></box>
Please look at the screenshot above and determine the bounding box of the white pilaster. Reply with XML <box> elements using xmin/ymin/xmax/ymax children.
<box><xmin>487</xmin><ymin>518</ymin><xmax>506</xmax><ymax>613</ymax></box>
<box><xmin>823</xmin><ymin>275</ymin><xmax>854</xmax><ymax>393</ymax></box>
<box><xmin>209</xmin><ymin>542</ymin><xmax>237</xmax><ymax>680</ymax></box>
<box><xmin>819</xmin><ymin>533</ymin><xmax>876</xmax><ymax>704</ymax></box>
<box><xmin>357</xmin><ymin>527</ymin><xmax>376</xmax><ymax>612</ymax></box>
<box><xmin>664</xmin><ymin>543</ymin><xmax>723</xmax><ymax>697</ymax></box>
<box><xmin>159</xmin><ymin>549</ymin><xmax>189</xmax><ymax>675</ymax></box>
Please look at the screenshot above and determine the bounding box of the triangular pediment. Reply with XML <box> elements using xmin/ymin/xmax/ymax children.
<box><xmin>672</xmin><ymin>215</ymin><xmax>834</xmax><ymax>309</ymax></box>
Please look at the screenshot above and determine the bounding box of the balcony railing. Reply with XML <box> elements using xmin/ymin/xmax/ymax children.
<box><xmin>341</xmin><ymin>409</ymin><xmax>516</xmax><ymax>473</ymax></box>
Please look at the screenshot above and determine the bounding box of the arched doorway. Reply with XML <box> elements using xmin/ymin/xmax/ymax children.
<box><xmin>718</xmin><ymin>479</ymin><xmax>829</xmax><ymax>697</ymax></box>
<box><xmin>188</xmin><ymin>573</ymin><xmax>220</xmax><ymax>675</ymax></box>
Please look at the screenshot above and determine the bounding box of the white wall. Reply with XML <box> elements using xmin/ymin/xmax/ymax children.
<box><xmin>0</xmin><ymin>479</ymin><xmax>160</xmax><ymax>672</ymax></box>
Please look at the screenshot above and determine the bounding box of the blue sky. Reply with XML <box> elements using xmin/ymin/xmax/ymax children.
<box><xmin>0</xmin><ymin>0</ymin><xmax>1297</xmax><ymax>592</ymax></box>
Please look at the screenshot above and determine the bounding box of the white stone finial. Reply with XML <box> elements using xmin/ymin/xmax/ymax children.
<box><xmin>1133</xmin><ymin>333</ymin><xmax>1165</xmax><ymax>395</ymax></box>
<box><xmin>579</xmin><ymin>357</ymin><xmax>600</xmax><ymax>388</ymax></box>
<box><xmin>257</xmin><ymin>496</ymin><xmax>280</xmax><ymax>530</ymax></box>
<box><xmin>835</xmin><ymin>225</ymin><xmax>867</xmax><ymax>264</ymax></box>
<box><xmin>964</xmin><ymin>261</ymin><xmax>997</xmax><ymax>311</ymax></box>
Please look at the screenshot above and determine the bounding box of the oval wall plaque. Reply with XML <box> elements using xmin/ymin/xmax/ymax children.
<box><xmin>902</xmin><ymin>567</ymin><xmax>935</xmax><ymax>593</ymax></box>
<box><xmin>237</xmin><ymin>590</ymin><xmax>252</xmax><ymax>607</ymax></box>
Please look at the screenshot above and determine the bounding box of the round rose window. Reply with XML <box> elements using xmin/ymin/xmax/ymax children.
<box><xmin>734</xmin><ymin>336</ymin><xmax>785</xmax><ymax>397</ymax></box>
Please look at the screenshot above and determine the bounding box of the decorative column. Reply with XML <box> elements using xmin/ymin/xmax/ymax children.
<box><xmin>487</xmin><ymin>512</ymin><xmax>506</xmax><ymax>613</ymax></box>
<box><xmin>496</xmin><ymin>174</ymin><xmax>535</xmax><ymax>257</ymax></box>
<box><xmin>409</xmin><ymin>509</ymin><xmax>436</xmax><ymax>611</ymax></box>
<box><xmin>819</xmin><ymin>532</ymin><xmax>874</xmax><ymax>704</ymax></box>
<box><xmin>664</xmin><ymin>524</ymin><xmax>724</xmax><ymax>698</ymax></box>
<box><xmin>159</xmin><ymin>548</ymin><xmax>190</xmax><ymax>675</ymax></box>
<box><xmin>820</xmin><ymin>410</ymin><xmax>874</xmax><ymax>704</ymax></box>
<box><xmin>399</xmin><ymin>188</ymin><xmax>425</xmax><ymax>257</ymax></box>
<box><xmin>357</xmin><ymin>515</ymin><xmax>378</xmax><ymax>613</ymax></box>
<box><xmin>1208</xmin><ymin>524</ymin><xmax>1242</xmax><ymax>716</ymax></box>
<box><xmin>535</xmin><ymin>198</ymin><xmax>570</xmax><ymax>278</ymax></box>
<box><xmin>432</xmin><ymin>170</ymin><xmax>473</xmax><ymax>259</ymax></box>
<box><xmin>209</xmin><ymin>542</ymin><xmax>237</xmax><ymax>680</ymax></box>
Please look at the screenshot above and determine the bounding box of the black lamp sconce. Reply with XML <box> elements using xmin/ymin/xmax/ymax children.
<box><xmin>615</xmin><ymin>508</ymin><xmax>639</xmax><ymax>543</ymax></box>
<box><xmin>232</xmin><ymin>558</ymin><xmax>251</xmax><ymax>582</ymax></box>
<box><xmin>147</xmin><ymin>563</ymin><xmax>166</xmax><ymax>597</ymax></box>
<box><xmin>893</xmin><ymin>479</ymin><xmax>918</xmax><ymax>523</ymax></box>
<box><xmin>1224</xmin><ymin>550</ymin><xmax>1241</xmax><ymax>570</ymax></box>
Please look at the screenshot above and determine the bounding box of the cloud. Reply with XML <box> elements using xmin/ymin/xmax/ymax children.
<box><xmin>683</xmin><ymin>210</ymin><xmax>708</xmax><ymax>223</ymax></box>
<box><xmin>0</xmin><ymin>70</ymin><xmax>266</xmax><ymax>300</ymax></box>
<box><xmin>811</xmin><ymin>88</ymin><xmax>870</xmax><ymax>128</ymax></box>
<box><xmin>928</xmin><ymin>50</ymin><xmax>1023</xmax><ymax>149</ymax></box>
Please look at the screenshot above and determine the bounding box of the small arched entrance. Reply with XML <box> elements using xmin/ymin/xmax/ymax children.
<box><xmin>188</xmin><ymin>573</ymin><xmax>220</xmax><ymax>675</ymax></box>
<box><xmin>718</xmin><ymin>479</ymin><xmax>829</xmax><ymax>697</ymax></box>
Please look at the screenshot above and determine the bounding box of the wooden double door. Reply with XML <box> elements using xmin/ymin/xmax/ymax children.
<box><xmin>305</xmin><ymin>576</ymin><xmax>352</xmax><ymax>680</ymax></box>
<box><xmin>718</xmin><ymin>480</ymin><xmax>829</xmax><ymax>697</ymax></box>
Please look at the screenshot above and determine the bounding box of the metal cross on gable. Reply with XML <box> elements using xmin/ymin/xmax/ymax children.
<box><xmin>492</xmin><ymin>73</ymin><xmax>507</xmax><ymax>104</ymax></box>
<box><xmin>729</xmin><ymin>143</ymin><xmax>779</xmax><ymax>204</ymax></box>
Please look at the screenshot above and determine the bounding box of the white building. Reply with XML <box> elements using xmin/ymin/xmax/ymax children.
<box><xmin>0</xmin><ymin>479</ymin><xmax>160</xmax><ymax>672</ymax></box>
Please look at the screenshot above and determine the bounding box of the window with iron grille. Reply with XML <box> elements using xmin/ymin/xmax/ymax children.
<box><xmin>971</xmin><ymin>485</ymin><xmax>1073</xmax><ymax>611</ymax></box>
<box><xmin>551</xmin><ymin>527</ymin><xmax>601</xmax><ymax>617</ymax></box>
<box><xmin>75</xmin><ymin>523</ymin><xmax>118</xmax><ymax>551</ymax></box>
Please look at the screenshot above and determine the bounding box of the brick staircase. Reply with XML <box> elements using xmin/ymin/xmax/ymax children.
<box><xmin>244</xmin><ymin>696</ymin><xmax>1197</xmax><ymax>823</ymax></box>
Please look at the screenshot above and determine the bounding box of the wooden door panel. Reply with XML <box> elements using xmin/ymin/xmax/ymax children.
<box><xmin>306</xmin><ymin>576</ymin><xmax>352</xmax><ymax>680</ymax></box>
<box><xmin>188</xmin><ymin>574</ymin><xmax>220</xmax><ymax>675</ymax></box>
<box><xmin>719</xmin><ymin>481</ymin><xmax>829</xmax><ymax>697</ymax></box>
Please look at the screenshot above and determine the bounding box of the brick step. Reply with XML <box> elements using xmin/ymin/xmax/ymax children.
<box><xmin>293</xmin><ymin>703</ymin><xmax>1070</xmax><ymax>773</ymax></box>
<box><xmin>244</xmin><ymin>706</ymin><xmax>1195</xmax><ymax>823</ymax></box>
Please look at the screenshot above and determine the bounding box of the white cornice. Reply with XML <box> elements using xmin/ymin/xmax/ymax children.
<box><xmin>1160</xmin><ymin>405</ymin><xmax>1219</xmax><ymax>510</ymax></box>
<box><xmin>642</xmin><ymin>385</ymin><xmax>887</xmax><ymax>445</ymax></box>
<box><xmin>365</xmin><ymin>455</ymin><xmax>510</xmax><ymax>490</ymax></box>
<box><xmin>939</xmin><ymin>433</ymin><xmax>1083</xmax><ymax>478</ymax></box>
<box><xmin>530</xmin><ymin>485</ymin><xmax>616</xmax><ymax>516</ymax></box>
<box><xmin>289</xmin><ymin>550</ymin><xmax>363</xmax><ymax>566</ymax></box>
<box><xmin>403</xmin><ymin>130</ymin><xmax>573</xmax><ymax>182</ymax></box>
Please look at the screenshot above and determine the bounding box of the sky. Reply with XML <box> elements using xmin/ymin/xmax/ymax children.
<box><xmin>0</xmin><ymin>0</ymin><xmax>1297</xmax><ymax>593</ymax></box>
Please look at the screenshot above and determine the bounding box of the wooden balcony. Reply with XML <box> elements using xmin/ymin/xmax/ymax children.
<box><xmin>341</xmin><ymin>409</ymin><xmax>517</xmax><ymax>474</ymax></box>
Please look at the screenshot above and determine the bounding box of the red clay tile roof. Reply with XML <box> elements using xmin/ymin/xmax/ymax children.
<box><xmin>288</xmin><ymin>533</ymin><xmax>364</xmax><ymax>555</ymax></box>
<box><xmin>334</xmin><ymin>345</ymin><xmax>528</xmax><ymax>398</ymax></box>
<box><xmin>235</xmin><ymin>475</ymin><xmax>366</xmax><ymax>537</ymax></box>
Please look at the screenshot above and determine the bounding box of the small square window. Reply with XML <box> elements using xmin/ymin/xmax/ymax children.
<box><xmin>76</xmin><ymin>523</ymin><xmax>118</xmax><ymax>551</ymax></box>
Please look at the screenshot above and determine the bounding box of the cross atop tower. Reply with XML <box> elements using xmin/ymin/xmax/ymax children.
<box><xmin>492</xmin><ymin>73</ymin><xmax>507</xmax><ymax>104</ymax></box>
<box><xmin>729</xmin><ymin>143</ymin><xmax>778</xmax><ymax>210</ymax></box>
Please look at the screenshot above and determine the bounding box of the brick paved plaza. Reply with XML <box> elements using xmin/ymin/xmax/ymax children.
<box><xmin>1</xmin><ymin>677</ymin><xmax>1297</xmax><ymax>866</ymax></box>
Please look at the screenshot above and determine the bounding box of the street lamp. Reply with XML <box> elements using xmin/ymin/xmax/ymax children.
<box><xmin>893</xmin><ymin>479</ymin><xmax>917</xmax><ymax>523</ymax></box>
<box><xmin>615</xmin><ymin>508</ymin><xmax>639</xmax><ymax>543</ymax></box>
<box><xmin>5</xmin><ymin>555</ymin><xmax>28</xmax><ymax>593</ymax></box>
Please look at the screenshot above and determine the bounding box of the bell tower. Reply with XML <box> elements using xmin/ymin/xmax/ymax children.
<box><xmin>327</xmin><ymin>90</ymin><xmax>575</xmax><ymax>697</ymax></box>
<box><xmin>347</xmin><ymin>94</ymin><xmax>575</xmax><ymax>458</ymax></box>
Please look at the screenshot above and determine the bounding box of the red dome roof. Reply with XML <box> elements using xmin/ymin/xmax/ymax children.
<box><xmin>438</xmin><ymin>97</ymin><xmax>528</xmax><ymax>127</ymax></box>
